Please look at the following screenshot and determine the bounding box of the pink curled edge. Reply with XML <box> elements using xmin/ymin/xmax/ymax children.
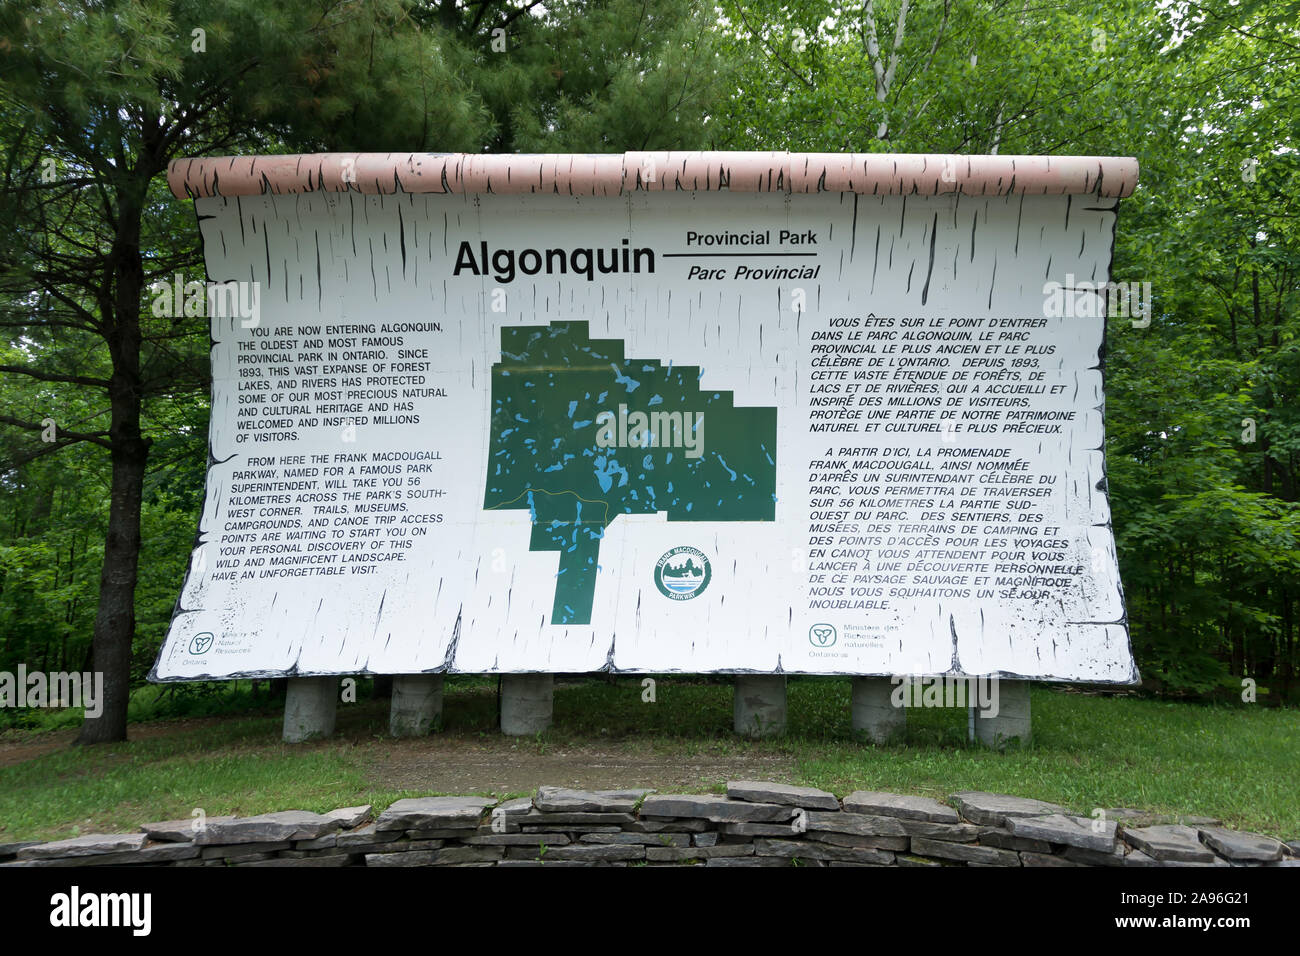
<box><xmin>167</xmin><ymin>152</ymin><xmax>1137</xmax><ymax>201</ymax></box>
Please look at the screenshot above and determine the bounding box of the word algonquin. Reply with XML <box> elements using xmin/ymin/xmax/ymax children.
<box><xmin>452</xmin><ymin>239</ymin><xmax>655</xmax><ymax>283</ymax></box>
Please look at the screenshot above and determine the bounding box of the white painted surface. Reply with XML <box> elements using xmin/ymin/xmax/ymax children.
<box><xmin>153</xmin><ymin>190</ymin><xmax>1136</xmax><ymax>682</ymax></box>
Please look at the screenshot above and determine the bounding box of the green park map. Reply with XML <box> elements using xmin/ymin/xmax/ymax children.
<box><xmin>484</xmin><ymin>321</ymin><xmax>778</xmax><ymax>624</ymax></box>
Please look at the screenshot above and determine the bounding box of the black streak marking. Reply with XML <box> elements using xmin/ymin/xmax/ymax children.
<box><xmin>441</xmin><ymin>607</ymin><xmax>463</xmax><ymax>672</ymax></box>
<box><xmin>345</xmin><ymin>194</ymin><xmax>355</xmax><ymax>258</ymax></box>
<box><xmin>849</xmin><ymin>193</ymin><xmax>858</xmax><ymax>260</ymax></box>
<box><xmin>1014</xmin><ymin>194</ymin><xmax>1025</xmax><ymax>255</ymax></box>
<box><xmin>368</xmin><ymin>236</ymin><xmax>377</xmax><ymax>298</ymax></box>
<box><xmin>398</xmin><ymin>203</ymin><xmax>407</xmax><ymax>276</ymax></box>
<box><xmin>921</xmin><ymin>211</ymin><xmax>938</xmax><ymax>305</ymax></box>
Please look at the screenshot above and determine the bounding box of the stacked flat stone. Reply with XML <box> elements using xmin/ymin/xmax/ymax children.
<box><xmin>2</xmin><ymin>786</ymin><xmax>1296</xmax><ymax>867</ymax></box>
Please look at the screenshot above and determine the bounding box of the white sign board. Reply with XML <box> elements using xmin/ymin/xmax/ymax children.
<box><xmin>154</xmin><ymin>154</ymin><xmax>1138</xmax><ymax>683</ymax></box>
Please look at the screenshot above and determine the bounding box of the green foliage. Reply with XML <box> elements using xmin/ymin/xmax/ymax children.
<box><xmin>472</xmin><ymin>0</ymin><xmax>736</xmax><ymax>151</ymax></box>
<box><xmin>1102</xmin><ymin>0</ymin><xmax>1300</xmax><ymax>694</ymax></box>
<box><xmin>711</xmin><ymin>0</ymin><xmax>1163</xmax><ymax>156</ymax></box>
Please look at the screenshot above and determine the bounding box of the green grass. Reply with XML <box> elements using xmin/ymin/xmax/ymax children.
<box><xmin>1</xmin><ymin>678</ymin><xmax>1296</xmax><ymax>843</ymax></box>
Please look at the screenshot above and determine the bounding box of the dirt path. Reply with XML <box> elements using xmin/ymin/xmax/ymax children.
<box><xmin>363</xmin><ymin>738</ymin><xmax>796</xmax><ymax>794</ymax></box>
<box><xmin>0</xmin><ymin>716</ymin><xmax>244</xmax><ymax>768</ymax></box>
<box><xmin>0</xmin><ymin>729</ymin><xmax>78</xmax><ymax>767</ymax></box>
<box><xmin>3</xmin><ymin>712</ymin><xmax>799</xmax><ymax>796</ymax></box>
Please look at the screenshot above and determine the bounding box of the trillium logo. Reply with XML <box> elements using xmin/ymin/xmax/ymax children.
<box><xmin>189</xmin><ymin>632</ymin><xmax>214</xmax><ymax>655</ymax></box>
<box><xmin>654</xmin><ymin>546</ymin><xmax>711</xmax><ymax>601</ymax></box>
<box><xmin>809</xmin><ymin>623</ymin><xmax>837</xmax><ymax>647</ymax></box>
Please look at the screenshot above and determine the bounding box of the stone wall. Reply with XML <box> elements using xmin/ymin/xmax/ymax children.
<box><xmin>3</xmin><ymin>783</ymin><xmax>1297</xmax><ymax>867</ymax></box>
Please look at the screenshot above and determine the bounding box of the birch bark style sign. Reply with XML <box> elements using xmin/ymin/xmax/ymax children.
<box><xmin>153</xmin><ymin>152</ymin><xmax>1140</xmax><ymax>683</ymax></box>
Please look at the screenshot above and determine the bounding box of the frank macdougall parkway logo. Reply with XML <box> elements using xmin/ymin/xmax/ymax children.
<box><xmin>654</xmin><ymin>546</ymin><xmax>711</xmax><ymax>601</ymax></box>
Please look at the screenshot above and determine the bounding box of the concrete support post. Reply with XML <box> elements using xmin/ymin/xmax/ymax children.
<box><xmin>282</xmin><ymin>676</ymin><xmax>338</xmax><ymax>743</ymax></box>
<box><xmin>851</xmin><ymin>677</ymin><xmax>906</xmax><ymax>744</ymax></box>
<box><xmin>974</xmin><ymin>679</ymin><xmax>1031</xmax><ymax>749</ymax></box>
<box><xmin>733</xmin><ymin>675</ymin><xmax>787</xmax><ymax>738</ymax></box>
<box><xmin>500</xmin><ymin>674</ymin><xmax>553</xmax><ymax>736</ymax></box>
<box><xmin>389</xmin><ymin>675</ymin><xmax>444</xmax><ymax>737</ymax></box>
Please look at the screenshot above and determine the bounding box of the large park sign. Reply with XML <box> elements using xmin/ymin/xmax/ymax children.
<box><xmin>153</xmin><ymin>151</ymin><xmax>1140</xmax><ymax>685</ymax></box>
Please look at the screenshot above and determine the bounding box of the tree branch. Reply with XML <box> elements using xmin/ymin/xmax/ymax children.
<box><xmin>0</xmin><ymin>414</ymin><xmax>113</xmax><ymax>454</ymax></box>
<box><xmin>0</xmin><ymin>365</ymin><xmax>111</xmax><ymax>389</ymax></box>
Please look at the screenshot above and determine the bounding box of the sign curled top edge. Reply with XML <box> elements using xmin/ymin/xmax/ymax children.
<box><xmin>166</xmin><ymin>152</ymin><xmax>1138</xmax><ymax>201</ymax></box>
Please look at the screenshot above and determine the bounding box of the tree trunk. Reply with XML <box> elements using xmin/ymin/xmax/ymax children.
<box><xmin>77</xmin><ymin>420</ymin><xmax>147</xmax><ymax>743</ymax></box>
<box><xmin>77</xmin><ymin>179</ymin><xmax>150</xmax><ymax>745</ymax></box>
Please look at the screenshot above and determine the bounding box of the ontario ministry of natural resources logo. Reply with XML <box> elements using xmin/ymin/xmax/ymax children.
<box><xmin>654</xmin><ymin>546</ymin><xmax>711</xmax><ymax>601</ymax></box>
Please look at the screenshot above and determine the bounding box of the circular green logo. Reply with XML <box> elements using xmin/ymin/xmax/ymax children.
<box><xmin>654</xmin><ymin>546</ymin><xmax>711</xmax><ymax>601</ymax></box>
<box><xmin>809</xmin><ymin>623</ymin><xmax>837</xmax><ymax>647</ymax></box>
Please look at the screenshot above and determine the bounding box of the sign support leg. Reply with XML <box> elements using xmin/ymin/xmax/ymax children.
<box><xmin>973</xmin><ymin>679</ymin><xmax>1032</xmax><ymax>749</ymax></box>
<box><xmin>282</xmin><ymin>676</ymin><xmax>338</xmax><ymax>742</ymax></box>
<box><xmin>851</xmin><ymin>677</ymin><xmax>906</xmax><ymax>744</ymax></box>
<box><xmin>733</xmin><ymin>675</ymin><xmax>787</xmax><ymax>738</ymax></box>
<box><xmin>389</xmin><ymin>675</ymin><xmax>444</xmax><ymax>737</ymax></box>
<box><xmin>500</xmin><ymin>674</ymin><xmax>553</xmax><ymax>735</ymax></box>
